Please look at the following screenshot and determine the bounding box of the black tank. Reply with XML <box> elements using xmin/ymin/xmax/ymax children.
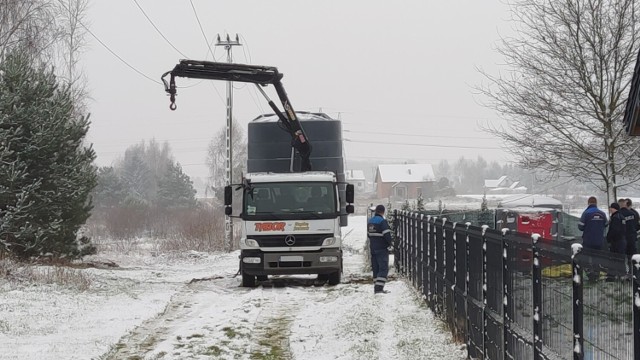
<box><xmin>247</xmin><ymin>112</ymin><xmax>348</xmax><ymax>225</ymax></box>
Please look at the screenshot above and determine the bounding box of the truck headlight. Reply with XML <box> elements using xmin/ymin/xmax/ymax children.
<box><xmin>244</xmin><ymin>238</ymin><xmax>259</xmax><ymax>247</ymax></box>
<box><xmin>320</xmin><ymin>256</ymin><xmax>338</xmax><ymax>262</ymax></box>
<box><xmin>322</xmin><ymin>237</ymin><xmax>336</xmax><ymax>246</ymax></box>
<box><xmin>243</xmin><ymin>257</ymin><xmax>261</xmax><ymax>264</ymax></box>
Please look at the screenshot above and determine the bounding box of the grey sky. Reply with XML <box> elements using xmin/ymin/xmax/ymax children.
<box><xmin>83</xmin><ymin>1</ymin><xmax>513</xmax><ymax>179</ymax></box>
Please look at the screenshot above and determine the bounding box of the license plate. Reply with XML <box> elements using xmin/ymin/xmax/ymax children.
<box><xmin>279</xmin><ymin>255</ymin><xmax>303</xmax><ymax>262</ymax></box>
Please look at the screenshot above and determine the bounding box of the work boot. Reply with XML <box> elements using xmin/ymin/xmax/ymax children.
<box><xmin>374</xmin><ymin>285</ymin><xmax>383</xmax><ymax>294</ymax></box>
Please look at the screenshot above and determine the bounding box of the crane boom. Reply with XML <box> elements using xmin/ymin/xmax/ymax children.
<box><xmin>161</xmin><ymin>60</ymin><xmax>312</xmax><ymax>171</ymax></box>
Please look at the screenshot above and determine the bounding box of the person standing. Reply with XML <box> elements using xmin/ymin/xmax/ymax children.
<box><xmin>368</xmin><ymin>204</ymin><xmax>393</xmax><ymax>294</ymax></box>
<box><xmin>578</xmin><ymin>196</ymin><xmax>607</xmax><ymax>251</ymax></box>
<box><xmin>618</xmin><ymin>198</ymin><xmax>637</xmax><ymax>260</ymax></box>
<box><xmin>607</xmin><ymin>203</ymin><xmax>627</xmax><ymax>281</ymax></box>
<box><xmin>578</xmin><ymin>197</ymin><xmax>607</xmax><ymax>281</ymax></box>
<box><xmin>626</xmin><ymin>198</ymin><xmax>640</xmax><ymax>254</ymax></box>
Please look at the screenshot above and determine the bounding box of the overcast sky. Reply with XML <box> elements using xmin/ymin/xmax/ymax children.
<box><xmin>82</xmin><ymin>1</ymin><xmax>513</xmax><ymax>179</ymax></box>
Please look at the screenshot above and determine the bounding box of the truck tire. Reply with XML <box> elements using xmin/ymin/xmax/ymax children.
<box><xmin>257</xmin><ymin>275</ymin><xmax>268</xmax><ymax>281</ymax></box>
<box><xmin>241</xmin><ymin>272</ymin><xmax>256</xmax><ymax>287</ymax></box>
<box><xmin>327</xmin><ymin>271</ymin><xmax>341</xmax><ymax>285</ymax></box>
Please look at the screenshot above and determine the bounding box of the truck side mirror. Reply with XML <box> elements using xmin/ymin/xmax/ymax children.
<box><xmin>224</xmin><ymin>185</ymin><xmax>232</xmax><ymax>206</ymax></box>
<box><xmin>225</xmin><ymin>207</ymin><xmax>232</xmax><ymax>216</ymax></box>
<box><xmin>346</xmin><ymin>184</ymin><xmax>354</xmax><ymax>204</ymax></box>
<box><xmin>346</xmin><ymin>204</ymin><xmax>354</xmax><ymax>214</ymax></box>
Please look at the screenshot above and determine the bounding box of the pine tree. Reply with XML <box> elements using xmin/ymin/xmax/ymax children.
<box><xmin>481</xmin><ymin>193</ymin><xmax>488</xmax><ymax>212</ymax></box>
<box><xmin>157</xmin><ymin>162</ymin><xmax>197</xmax><ymax>209</ymax></box>
<box><xmin>0</xmin><ymin>49</ymin><xmax>97</xmax><ymax>258</ymax></box>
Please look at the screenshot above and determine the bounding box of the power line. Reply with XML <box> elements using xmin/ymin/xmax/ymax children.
<box><xmin>56</xmin><ymin>0</ymin><xmax>159</xmax><ymax>84</ymax></box>
<box><xmin>131</xmin><ymin>0</ymin><xmax>189</xmax><ymax>58</ymax></box>
<box><xmin>189</xmin><ymin>0</ymin><xmax>215</xmax><ymax>59</ymax></box>
<box><xmin>82</xmin><ymin>20</ymin><xmax>161</xmax><ymax>85</ymax></box>
<box><xmin>344</xmin><ymin>138</ymin><xmax>502</xmax><ymax>150</ymax></box>
<box><xmin>343</xmin><ymin>129</ymin><xmax>496</xmax><ymax>140</ymax></box>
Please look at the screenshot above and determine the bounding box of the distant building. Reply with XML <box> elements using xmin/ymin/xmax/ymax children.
<box><xmin>375</xmin><ymin>164</ymin><xmax>436</xmax><ymax>200</ymax></box>
<box><xmin>346</xmin><ymin>170</ymin><xmax>367</xmax><ymax>193</ymax></box>
<box><xmin>484</xmin><ymin>176</ymin><xmax>527</xmax><ymax>194</ymax></box>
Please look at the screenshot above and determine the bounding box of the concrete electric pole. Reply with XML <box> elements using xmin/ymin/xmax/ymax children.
<box><xmin>216</xmin><ymin>33</ymin><xmax>242</xmax><ymax>252</ymax></box>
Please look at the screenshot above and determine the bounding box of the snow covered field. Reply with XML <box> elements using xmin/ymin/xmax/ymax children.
<box><xmin>0</xmin><ymin>216</ymin><xmax>465</xmax><ymax>360</ymax></box>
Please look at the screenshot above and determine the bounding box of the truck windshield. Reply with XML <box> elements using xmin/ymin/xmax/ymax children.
<box><xmin>243</xmin><ymin>182</ymin><xmax>337</xmax><ymax>220</ymax></box>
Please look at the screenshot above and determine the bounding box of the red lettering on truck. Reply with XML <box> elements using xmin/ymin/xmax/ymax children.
<box><xmin>255</xmin><ymin>222</ymin><xmax>286</xmax><ymax>232</ymax></box>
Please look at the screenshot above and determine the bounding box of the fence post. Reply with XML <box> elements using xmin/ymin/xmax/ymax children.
<box><xmin>403</xmin><ymin>210</ymin><xmax>408</xmax><ymax>276</ymax></box>
<box><xmin>465</xmin><ymin>222</ymin><xmax>472</xmax><ymax>356</ymax></box>
<box><xmin>532</xmin><ymin>233</ymin><xmax>543</xmax><ymax>359</ymax></box>
<box><xmin>572</xmin><ymin>243</ymin><xmax>584</xmax><ymax>360</ymax></box>
<box><xmin>502</xmin><ymin>228</ymin><xmax>511</xmax><ymax>360</ymax></box>
<box><xmin>633</xmin><ymin>254</ymin><xmax>640</xmax><ymax>360</ymax></box>
<box><xmin>411</xmin><ymin>212</ymin><xmax>420</xmax><ymax>287</ymax></box>
<box><xmin>418</xmin><ymin>214</ymin><xmax>424</xmax><ymax>294</ymax></box>
<box><xmin>482</xmin><ymin>225</ymin><xmax>489</xmax><ymax>358</ymax></box>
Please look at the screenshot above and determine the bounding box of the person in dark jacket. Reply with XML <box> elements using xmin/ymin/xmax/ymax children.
<box><xmin>607</xmin><ymin>203</ymin><xmax>627</xmax><ymax>281</ymax></box>
<box><xmin>607</xmin><ymin>203</ymin><xmax>627</xmax><ymax>254</ymax></box>
<box><xmin>368</xmin><ymin>204</ymin><xmax>393</xmax><ymax>294</ymax></box>
<box><xmin>578</xmin><ymin>197</ymin><xmax>607</xmax><ymax>250</ymax></box>
<box><xmin>618</xmin><ymin>198</ymin><xmax>637</xmax><ymax>259</ymax></box>
<box><xmin>626</xmin><ymin>198</ymin><xmax>640</xmax><ymax>254</ymax></box>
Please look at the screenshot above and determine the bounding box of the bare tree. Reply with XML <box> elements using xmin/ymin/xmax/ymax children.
<box><xmin>54</xmin><ymin>0</ymin><xmax>89</xmax><ymax>107</ymax></box>
<box><xmin>206</xmin><ymin>121</ymin><xmax>247</xmax><ymax>199</ymax></box>
<box><xmin>478</xmin><ymin>0</ymin><xmax>640</xmax><ymax>204</ymax></box>
<box><xmin>0</xmin><ymin>0</ymin><xmax>58</xmax><ymax>61</ymax></box>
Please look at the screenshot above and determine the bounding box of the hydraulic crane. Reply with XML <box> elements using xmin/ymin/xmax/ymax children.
<box><xmin>161</xmin><ymin>60</ymin><xmax>312</xmax><ymax>171</ymax></box>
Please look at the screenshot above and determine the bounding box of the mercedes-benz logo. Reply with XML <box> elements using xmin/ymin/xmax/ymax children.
<box><xmin>284</xmin><ymin>235</ymin><xmax>296</xmax><ymax>246</ymax></box>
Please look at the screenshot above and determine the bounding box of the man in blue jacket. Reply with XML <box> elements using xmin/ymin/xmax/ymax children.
<box><xmin>368</xmin><ymin>204</ymin><xmax>393</xmax><ymax>294</ymax></box>
<box><xmin>578</xmin><ymin>197</ymin><xmax>607</xmax><ymax>251</ymax></box>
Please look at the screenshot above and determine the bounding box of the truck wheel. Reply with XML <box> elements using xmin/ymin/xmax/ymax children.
<box><xmin>241</xmin><ymin>272</ymin><xmax>256</xmax><ymax>287</ymax></box>
<box><xmin>257</xmin><ymin>275</ymin><xmax>268</xmax><ymax>281</ymax></box>
<box><xmin>327</xmin><ymin>271</ymin><xmax>341</xmax><ymax>285</ymax></box>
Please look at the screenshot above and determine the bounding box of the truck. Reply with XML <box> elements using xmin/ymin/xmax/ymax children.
<box><xmin>161</xmin><ymin>60</ymin><xmax>354</xmax><ymax>287</ymax></box>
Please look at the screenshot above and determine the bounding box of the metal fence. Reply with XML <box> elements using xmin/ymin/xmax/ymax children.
<box><xmin>393</xmin><ymin>210</ymin><xmax>640</xmax><ymax>360</ymax></box>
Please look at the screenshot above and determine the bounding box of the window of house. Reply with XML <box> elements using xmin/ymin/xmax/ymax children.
<box><xmin>395</xmin><ymin>187</ymin><xmax>406</xmax><ymax>198</ymax></box>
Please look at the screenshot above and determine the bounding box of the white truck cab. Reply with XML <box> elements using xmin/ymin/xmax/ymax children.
<box><xmin>227</xmin><ymin>172</ymin><xmax>353</xmax><ymax>287</ymax></box>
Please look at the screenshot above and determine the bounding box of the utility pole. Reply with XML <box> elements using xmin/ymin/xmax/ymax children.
<box><xmin>216</xmin><ymin>33</ymin><xmax>242</xmax><ymax>252</ymax></box>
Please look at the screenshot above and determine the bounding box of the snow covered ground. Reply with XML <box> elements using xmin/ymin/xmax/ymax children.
<box><xmin>0</xmin><ymin>216</ymin><xmax>465</xmax><ymax>360</ymax></box>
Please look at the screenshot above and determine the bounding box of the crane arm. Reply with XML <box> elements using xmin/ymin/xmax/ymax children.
<box><xmin>161</xmin><ymin>60</ymin><xmax>311</xmax><ymax>171</ymax></box>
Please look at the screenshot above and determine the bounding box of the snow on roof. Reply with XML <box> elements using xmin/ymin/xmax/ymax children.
<box><xmin>376</xmin><ymin>164</ymin><xmax>435</xmax><ymax>183</ymax></box>
<box><xmin>346</xmin><ymin>169</ymin><xmax>366</xmax><ymax>180</ymax></box>
<box><xmin>499</xmin><ymin>194</ymin><xmax>563</xmax><ymax>209</ymax></box>
<box><xmin>484</xmin><ymin>175</ymin><xmax>508</xmax><ymax>188</ymax></box>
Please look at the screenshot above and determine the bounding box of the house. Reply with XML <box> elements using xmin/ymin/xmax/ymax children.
<box><xmin>346</xmin><ymin>170</ymin><xmax>367</xmax><ymax>193</ymax></box>
<box><xmin>484</xmin><ymin>176</ymin><xmax>527</xmax><ymax>194</ymax></box>
<box><xmin>375</xmin><ymin>164</ymin><xmax>436</xmax><ymax>200</ymax></box>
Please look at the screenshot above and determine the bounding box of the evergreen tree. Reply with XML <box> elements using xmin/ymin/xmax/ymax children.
<box><xmin>0</xmin><ymin>49</ymin><xmax>96</xmax><ymax>258</ymax></box>
<box><xmin>157</xmin><ymin>162</ymin><xmax>197</xmax><ymax>209</ymax></box>
<box><xmin>93</xmin><ymin>167</ymin><xmax>126</xmax><ymax>209</ymax></box>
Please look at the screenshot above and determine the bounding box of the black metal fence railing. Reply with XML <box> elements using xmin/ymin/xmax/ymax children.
<box><xmin>393</xmin><ymin>210</ymin><xmax>639</xmax><ymax>360</ymax></box>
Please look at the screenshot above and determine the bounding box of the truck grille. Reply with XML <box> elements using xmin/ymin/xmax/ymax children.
<box><xmin>252</xmin><ymin>233</ymin><xmax>332</xmax><ymax>247</ymax></box>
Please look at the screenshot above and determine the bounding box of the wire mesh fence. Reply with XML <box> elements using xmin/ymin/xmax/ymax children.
<box><xmin>393</xmin><ymin>210</ymin><xmax>640</xmax><ymax>360</ymax></box>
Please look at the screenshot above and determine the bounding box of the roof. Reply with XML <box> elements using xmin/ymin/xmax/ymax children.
<box><xmin>484</xmin><ymin>176</ymin><xmax>508</xmax><ymax>188</ymax></box>
<box><xmin>376</xmin><ymin>164</ymin><xmax>435</xmax><ymax>183</ymax></box>
<box><xmin>346</xmin><ymin>170</ymin><xmax>365</xmax><ymax>180</ymax></box>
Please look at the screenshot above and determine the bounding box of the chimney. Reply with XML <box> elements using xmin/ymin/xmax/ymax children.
<box><xmin>408</xmin><ymin>168</ymin><xmax>412</xmax><ymax>175</ymax></box>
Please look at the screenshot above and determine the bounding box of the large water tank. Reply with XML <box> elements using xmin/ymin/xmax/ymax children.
<box><xmin>247</xmin><ymin>112</ymin><xmax>348</xmax><ymax>225</ymax></box>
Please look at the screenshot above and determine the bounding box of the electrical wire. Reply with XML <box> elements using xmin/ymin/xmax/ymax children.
<box><xmin>344</xmin><ymin>138</ymin><xmax>502</xmax><ymax>150</ymax></box>
<box><xmin>83</xmin><ymin>22</ymin><xmax>161</xmax><ymax>85</ymax></box>
<box><xmin>189</xmin><ymin>0</ymin><xmax>215</xmax><ymax>60</ymax></box>
<box><xmin>343</xmin><ymin>129</ymin><xmax>496</xmax><ymax>140</ymax></box>
<box><xmin>131</xmin><ymin>0</ymin><xmax>189</xmax><ymax>58</ymax></box>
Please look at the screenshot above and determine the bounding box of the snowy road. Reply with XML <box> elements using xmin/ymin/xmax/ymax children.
<box><xmin>0</xmin><ymin>216</ymin><xmax>465</xmax><ymax>360</ymax></box>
